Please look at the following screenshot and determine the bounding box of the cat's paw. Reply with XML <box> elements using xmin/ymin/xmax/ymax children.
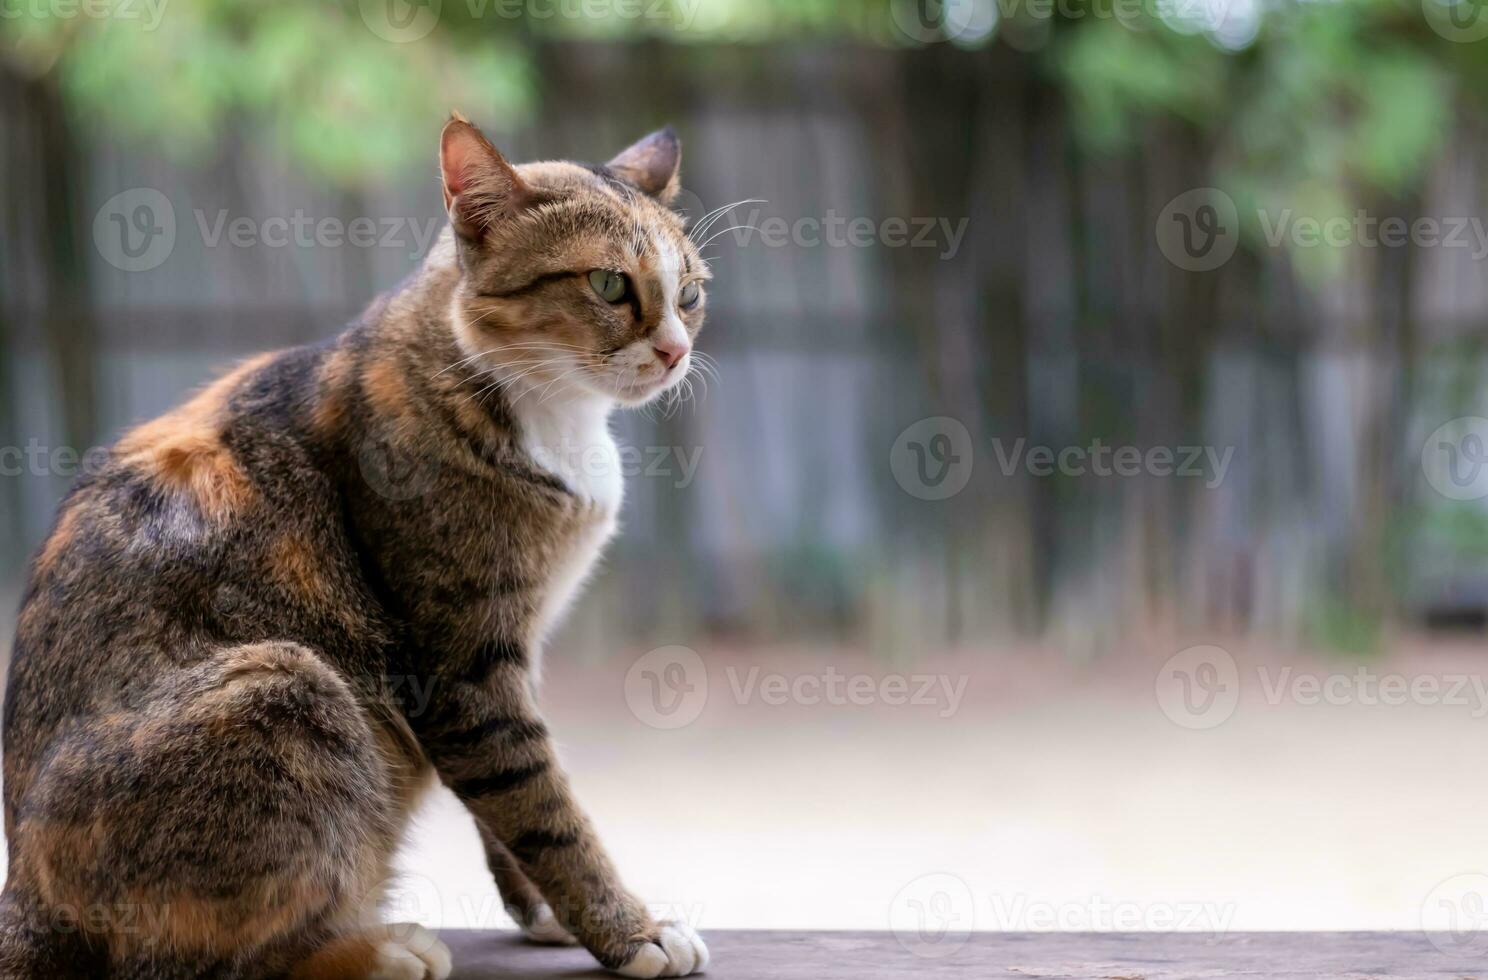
<box><xmin>615</xmin><ymin>922</ymin><xmax>709</xmax><ymax>978</ymax></box>
<box><xmin>519</xmin><ymin>903</ymin><xmax>579</xmax><ymax>945</ymax></box>
<box><xmin>371</xmin><ymin>923</ymin><xmax>453</xmax><ymax>980</ymax></box>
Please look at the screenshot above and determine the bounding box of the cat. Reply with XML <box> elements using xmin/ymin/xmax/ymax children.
<box><xmin>0</xmin><ymin>114</ymin><xmax>712</xmax><ymax>980</ymax></box>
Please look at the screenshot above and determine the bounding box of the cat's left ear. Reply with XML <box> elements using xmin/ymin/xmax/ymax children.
<box><xmin>440</xmin><ymin>113</ymin><xmax>531</xmax><ymax>240</ymax></box>
<box><xmin>607</xmin><ymin>126</ymin><xmax>682</xmax><ymax>205</ymax></box>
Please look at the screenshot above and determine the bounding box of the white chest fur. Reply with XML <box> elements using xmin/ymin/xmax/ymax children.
<box><xmin>510</xmin><ymin>391</ymin><xmax>623</xmax><ymax>659</ymax></box>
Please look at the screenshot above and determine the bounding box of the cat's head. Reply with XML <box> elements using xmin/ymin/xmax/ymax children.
<box><xmin>437</xmin><ymin>114</ymin><xmax>710</xmax><ymax>407</ymax></box>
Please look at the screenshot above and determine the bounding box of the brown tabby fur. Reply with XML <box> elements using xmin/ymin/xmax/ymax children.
<box><xmin>0</xmin><ymin>117</ymin><xmax>709</xmax><ymax>978</ymax></box>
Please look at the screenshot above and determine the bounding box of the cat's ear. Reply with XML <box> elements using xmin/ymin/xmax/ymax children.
<box><xmin>607</xmin><ymin>126</ymin><xmax>682</xmax><ymax>205</ymax></box>
<box><xmin>439</xmin><ymin>113</ymin><xmax>530</xmax><ymax>239</ymax></box>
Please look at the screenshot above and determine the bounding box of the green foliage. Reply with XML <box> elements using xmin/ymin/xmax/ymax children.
<box><xmin>1412</xmin><ymin>503</ymin><xmax>1488</xmax><ymax>560</ymax></box>
<box><xmin>0</xmin><ymin>0</ymin><xmax>1479</xmax><ymax>203</ymax></box>
<box><xmin>1054</xmin><ymin>20</ymin><xmax>1231</xmax><ymax>149</ymax></box>
<box><xmin>2</xmin><ymin>1</ymin><xmax>531</xmax><ymax>181</ymax></box>
<box><xmin>1305</xmin><ymin>590</ymin><xmax>1384</xmax><ymax>657</ymax></box>
<box><xmin>1052</xmin><ymin>0</ymin><xmax>1462</xmax><ymax>282</ymax></box>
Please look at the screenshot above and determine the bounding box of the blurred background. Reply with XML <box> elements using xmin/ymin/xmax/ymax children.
<box><xmin>5</xmin><ymin>0</ymin><xmax>1488</xmax><ymax>947</ymax></box>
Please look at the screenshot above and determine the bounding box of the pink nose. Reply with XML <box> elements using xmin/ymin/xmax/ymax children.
<box><xmin>653</xmin><ymin>339</ymin><xmax>690</xmax><ymax>370</ymax></box>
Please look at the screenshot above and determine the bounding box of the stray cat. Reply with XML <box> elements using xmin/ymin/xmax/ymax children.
<box><xmin>0</xmin><ymin>115</ymin><xmax>711</xmax><ymax>980</ymax></box>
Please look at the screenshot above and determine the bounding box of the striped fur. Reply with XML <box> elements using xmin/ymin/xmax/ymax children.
<box><xmin>0</xmin><ymin>119</ymin><xmax>710</xmax><ymax>979</ymax></box>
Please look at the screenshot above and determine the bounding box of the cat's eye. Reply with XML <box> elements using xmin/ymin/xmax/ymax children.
<box><xmin>678</xmin><ymin>281</ymin><xmax>702</xmax><ymax>310</ymax></box>
<box><xmin>588</xmin><ymin>269</ymin><xmax>628</xmax><ymax>304</ymax></box>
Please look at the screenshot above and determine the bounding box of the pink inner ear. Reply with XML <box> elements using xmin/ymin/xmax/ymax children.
<box><xmin>439</xmin><ymin>121</ymin><xmax>526</xmax><ymax>233</ymax></box>
<box><xmin>441</xmin><ymin>126</ymin><xmax>492</xmax><ymax>199</ymax></box>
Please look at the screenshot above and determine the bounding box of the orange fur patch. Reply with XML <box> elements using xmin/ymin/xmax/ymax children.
<box><xmin>268</xmin><ymin>534</ymin><xmax>334</xmax><ymax>607</ymax></box>
<box><xmin>116</xmin><ymin>354</ymin><xmax>273</xmax><ymax>523</ymax></box>
<box><xmin>361</xmin><ymin>357</ymin><xmax>413</xmax><ymax>418</ymax></box>
<box><xmin>116</xmin><ymin>880</ymin><xmax>330</xmax><ymax>959</ymax></box>
<box><xmin>33</xmin><ymin>506</ymin><xmax>82</xmax><ymax>578</ymax></box>
<box><xmin>312</xmin><ymin>346</ymin><xmax>357</xmax><ymax>437</ymax></box>
<box><xmin>288</xmin><ymin>933</ymin><xmax>384</xmax><ymax>980</ymax></box>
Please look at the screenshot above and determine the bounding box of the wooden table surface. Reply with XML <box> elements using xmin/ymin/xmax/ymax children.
<box><xmin>442</xmin><ymin>931</ymin><xmax>1481</xmax><ymax>978</ymax></box>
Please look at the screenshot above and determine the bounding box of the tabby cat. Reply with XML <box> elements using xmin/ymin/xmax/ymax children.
<box><xmin>0</xmin><ymin>115</ymin><xmax>711</xmax><ymax>979</ymax></box>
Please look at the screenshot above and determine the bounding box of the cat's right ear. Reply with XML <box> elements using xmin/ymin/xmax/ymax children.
<box><xmin>439</xmin><ymin>114</ymin><xmax>529</xmax><ymax>240</ymax></box>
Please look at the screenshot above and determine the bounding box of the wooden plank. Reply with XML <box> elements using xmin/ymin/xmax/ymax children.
<box><xmin>442</xmin><ymin>930</ymin><xmax>1480</xmax><ymax>979</ymax></box>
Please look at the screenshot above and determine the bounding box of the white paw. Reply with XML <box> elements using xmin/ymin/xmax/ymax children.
<box><xmin>372</xmin><ymin>924</ymin><xmax>452</xmax><ymax>980</ymax></box>
<box><xmin>616</xmin><ymin>922</ymin><xmax>709</xmax><ymax>978</ymax></box>
<box><xmin>520</xmin><ymin>903</ymin><xmax>578</xmax><ymax>945</ymax></box>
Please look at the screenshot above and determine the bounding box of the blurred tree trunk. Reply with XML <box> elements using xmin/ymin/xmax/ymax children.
<box><xmin>34</xmin><ymin>74</ymin><xmax>98</xmax><ymax>455</ymax></box>
<box><xmin>971</xmin><ymin>47</ymin><xmax>1041</xmax><ymax>634</ymax></box>
<box><xmin>0</xmin><ymin>67</ymin><xmax>25</xmax><ymax>553</ymax></box>
<box><xmin>1350</xmin><ymin>187</ymin><xmax>1419</xmax><ymax>630</ymax></box>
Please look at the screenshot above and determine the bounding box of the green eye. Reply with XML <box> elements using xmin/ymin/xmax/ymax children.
<box><xmin>588</xmin><ymin>270</ymin><xmax>628</xmax><ymax>304</ymax></box>
<box><xmin>678</xmin><ymin>280</ymin><xmax>702</xmax><ymax>309</ymax></box>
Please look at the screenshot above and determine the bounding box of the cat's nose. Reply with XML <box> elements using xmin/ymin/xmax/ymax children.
<box><xmin>653</xmin><ymin>338</ymin><xmax>690</xmax><ymax>370</ymax></box>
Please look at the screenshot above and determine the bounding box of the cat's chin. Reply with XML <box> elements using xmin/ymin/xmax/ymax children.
<box><xmin>608</xmin><ymin>374</ymin><xmax>683</xmax><ymax>407</ymax></box>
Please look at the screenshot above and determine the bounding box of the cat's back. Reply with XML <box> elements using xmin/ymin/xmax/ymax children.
<box><xmin>3</xmin><ymin>343</ymin><xmax>381</xmax><ymax>807</ymax></box>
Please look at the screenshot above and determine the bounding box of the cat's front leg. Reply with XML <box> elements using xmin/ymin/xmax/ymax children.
<box><xmin>477</xmin><ymin>822</ymin><xmax>576</xmax><ymax>944</ymax></box>
<box><xmin>420</xmin><ymin>677</ymin><xmax>707</xmax><ymax>977</ymax></box>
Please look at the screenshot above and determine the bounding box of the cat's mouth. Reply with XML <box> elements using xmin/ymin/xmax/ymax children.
<box><xmin>612</xmin><ymin>363</ymin><xmax>686</xmax><ymax>404</ymax></box>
